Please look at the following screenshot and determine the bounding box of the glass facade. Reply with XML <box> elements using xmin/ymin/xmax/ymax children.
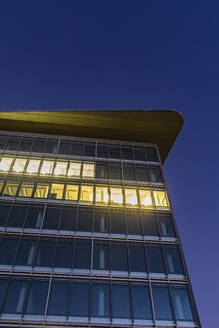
<box><xmin>0</xmin><ymin>131</ymin><xmax>199</xmax><ymax>327</ymax></box>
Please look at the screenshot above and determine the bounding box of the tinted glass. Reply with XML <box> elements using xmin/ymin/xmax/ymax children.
<box><xmin>158</xmin><ymin>213</ymin><xmax>175</xmax><ymax>237</ymax></box>
<box><xmin>26</xmin><ymin>280</ymin><xmax>48</xmax><ymax>315</ymax></box>
<box><xmin>146</xmin><ymin>147</ymin><xmax>159</xmax><ymax>162</ymax></box>
<box><xmin>19</xmin><ymin>137</ymin><xmax>33</xmax><ymax>152</ymax></box>
<box><xmin>112</xmin><ymin>284</ymin><xmax>131</xmax><ymax>318</ymax></box>
<box><xmin>59</xmin><ymin>206</ymin><xmax>76</xmax><ymax>231</ymax></box>
<box><xmin>83</xmin><ymin>142</ymin><xmax>95</xmax><ymax>157</ymax></box>
<box><xmin>110</xmin><ymin>211</ymin><xmax>126</xmax><ymax>234</ymax></box>
<box><xmin>121</xmin><ymin>146</ymin><xmax>133</xmax><ymax>160</ymax></box>
<box><xmin>70</xmin><ymin>142</ymin><xmax>83</xmax><ymax>156</ymax></box>
<box><xmin>92</xmin><ymin>283</ymin><xmax>110</xmax><ymax>317</ymax></box>
<box><xmin>6</xmin><ymin>137</ymin><xmax>20</xmax><ymax>151</ymax></box>
<box><xmin>70</xmin><ymin>282</ymin><xmax>89</xmax><ymax>316</ymax></box>
<box><xmin>135</xmin><ymin>165</ymin><xmax>149</xmax><ymax>181</ymax></box>
<box><xmin>0</xmin><ymin>237</ymin><xmax>18</xmax><ymax>265</ymax></box>
<box><xmin>109</xmin><ymin>144</ymin><xmax>120</xmax><ymax>159</ymax></box>
<box><xmin>93</xmin><ymin>209</ymin><xmax>109</xmax><ymax>233</ymax></box>
<box><xmin>129</xmin><ymin>244</ymin><xmax>147</xmax><ymax>273</ymax></box>
<box><xmin>32</xmin><ymin>139</ymin><xmax>45</xmax><ymax>153</ymax></box>
<box><xmin>143</xmin><ymin>212</ymin><xmax>158</xmax><ymax>236</ymax></box>
<box><xmin>165</xmin><ymin>247</ymin><xmax>184</xmax><ymax>275</ymax></box>
<box><xmin>43</xmin><ymin>206</ymin><xmax>61</xmax><ymax>230</ymax></box>
<box><xmin>132</xmin><ymin>284</ymin><xmax>152</xmax><ymax>319</ymax></box>
<box><xmin>15</xmin><ymin>238</ymin><xmax>37</xmax><ymax>266</ymax></box>
<box><xmin>3</xmin><ymin>279</ymin><xmax>27</xmax><ymax>313</ymax></box>
<box><xmin>172</xmin><ymin>287</ymin><xmax>195</xmax><ymax>321</ymax></box>
<box><xmin>45</xmin><ymin>139</ymin><xmax>58</xmax><ymax>154</ymax></box>
<box><xmin>0</xmin><ymin>203</ymin><xmax>11</xmax><ymax>226</ymax></box>
<box><xmin>123</xmin><ymin>164</ymin><xmax>135</xmax><ymax>181</ymax></box>
<box><xmin>77</xmin><ymin>208</ymin><xmax>93</xmax><ymax>232</ymax></box>
<box><xmin>152</xmin><ymin>286</ymin><xmax>173</xmax><ymax>320</ymax></box>
<box><xmin>149</xmin><ymin>166</ymin><xmax>163</xmax><ymax>183</ymax></box>
<box><xmin>58</xmin><ymin>140</ymin><xmax>71</xmax><ymax>155</ymax></box>
<box><xmin>24</xmin><ymin>205</ymin><xmax>44</xmax><ymax>229</ymax></box>
<box><xmin>7</xmin><ymin>205</ymin><xmax>28</xmax><ymax>228</ymax></box>
<box><xmin>73</xmin><ymin>240</ymin><xmax>91</xmax><ymax>269</ymax></box>
<box><xmin>54</xmin><ymin>240</ymin><xmax>73</xmax><ymax>268</ymax></box>
<box><xmin>111</xmin><ymin>242</ymin><xmax>128</xmax><ymax>271</ymax></box>
<box><xmin>93</xmin><ymin>242</ymin><xmax>110</xmax><ymax>270</ymax></box>
<box><xmin>108</xmin><ymin>163</ymin><xmax>122</xmax><ymax>180</ymax></box>
<box><xmin>147</xmin><ymin>246</ymin><xmax>165</xmax><ymax>273</ymax></box>
<box><xmin>35</xmin><ymin>239</ymin><xmax>55</xmax><ymax>267</ymax></box>
<box><xmin>47</xmin><ymin>281</ymin><xmax>69</xmax><ymax>316</ymax></box>
<box><xmin>0</xmin><ymin>135</ymin><xmax>8</xmax><ymax>149</ymax></box>
<box><xmin>133</xmin><ymin>147</ymin><xmax>146</xmax><ymax>161</ymax></box>
<box><xmin>97</xmin><ymin>143</ymin><xmax>108</xmax><ymax>158</ymax></box>
<box><xmin>126</xmin><ymin>213</ymin><xmax>142</xmax><ymax>235</ymax></box>
<box><xmin>95</xmin><ymin>162</ymin><xmax>108</xmax><ymax>179</ymax></box>
<box><xmin>0</xmin><ymin>279</ymin><xmax>7</xmax><ymax>309</ymax></box>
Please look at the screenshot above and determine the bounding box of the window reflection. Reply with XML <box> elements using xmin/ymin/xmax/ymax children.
<box><xmin>34</xmin><ymin>184</ymin><xmax>49</xmax><ymax>198</ymax></box>
<box><xmin>80</xmin><ymin>185</ymin><xmax>93</xmax><ymax>202</ymax></box>
<box><xmin>153</xmin><ymin>190</ymin><xmax>169</xmax><ymax>207</ymax></box>
<box><xmin>110</xmin><ymin>187</ymin><xmax>123</xmax><ymax>205</ymax></box>
<box><xmin>50</xmin><ymin>184</ymin><xmax>64</xmax><ymax>199</ymax></box>
<box><xmin>0</xmin><ymin>157</ymin><xmax>13</xmax><ymax>172</ymax></box>
<box><xmin>18</xmin><ymin>183</ymin><xmax>34</xmax><ymax>197</ymax></box>
<box><xmin>139</xmin><ymin>189</ymin><xmax>153</xmax><ymax>207</ymax></box>
<box><xmin>40</xmin><ymin>160</ymin><xmax>54</xmax><ymax>175</ymax></box>
<box><xmin>26</xmin><ymin>159</ymin><xmax>40</xmax><ymax>174</ymax></box>
<box><xmin>124</xmin><ymin>188</ymin><xmax>138</xmax><ymax>206</ymax></box>
<box><xmin>82</xmin><ymin>163</ymin><xmax>95</xmax><ymax>178</ymax></box>
<box><xmin>96</xmin><ymin>186</ymin><xmax>109</xmax><ymax>204</ymax></box>
<box><xmin>3</xmin><ymin>182</ymin><xmax>19</xmax><ymax>196</ymax></box>
<box><xmin>65</xmin><ymin>185</ymin><xmax>79</xmax><ymax>201</ymax></box>
<box><xmin>67</xmin><ymin>162</ymin><xmax>81</xmax><ymax>177</ymax></box>
<box><xmin>54</xmin><ymin>161</ymin><xmax>68</xmax><ymax>176</ymax></box>
<box><xmin>12</xmin><ymin>158</ymin><xmax>27</xmax><ymax>173</ymax></box>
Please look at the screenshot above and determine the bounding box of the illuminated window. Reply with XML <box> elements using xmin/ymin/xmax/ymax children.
<box><xmin>96</xmin><ymin>186</ymin><xmax>109</xmax><ymax>204</ymax></box>
<box><xmin>12</xmin><ymin>158</ymin><xmax>27</xmax><ymax>173</ymax></box>
<box><xmin>67</xmin><ymin>162</ymin><xmax>81</xmax><ymax>177</ymax></box>
<box><xmin>34</xmin><ymin>184</ymin><xmax>49</xmax><ymax>198</ymax></box>
<box><xmin>153</xmin><ymin>190</ymin><xmax>169</xmax><ymax>207</ymax></box>
<box><xmin>80</xmin><ymin>185</ymin><xmax>93</xmax><ymax>202</ymax></box>
<box><xmin>65</xmin><ymin>185</ymin><xmax>79</xmax><ymax>200</ymax></box>
<box><xmin>139</xmin><ymin>189</ymin><xmax>153</xmax><ymax>207</ymax></box>
<box><xmin>0</xmin><ymin>157</ymin><xmax>13</xmax><ymax>172</ymax></box>
<box><xmin>50</xmin><ymin>184</ymin><xmax>64</xmax><ymax>199</ymax></box>
<box><xmin>26</xmin><ymin>159</ymin><xmax>41</xmax><ymax>174</ymax></box>
<box><xmin>54</xmin><ymin>161</ymin><xmax>68</xmax><ymax>176</ymax></box>
<box><xmin>40</xmin><ymin>160</ymin><xmax>54</xmax><ymax>175</ymax></box>
<box><xmin>0</xmin><ymin>181</ymin><xmax>3</xmax><ymax>192</ymax></box>
<box><xmin>125</xmin><ymin>188</ymin><xmax>138</xmax><ymax>206</ymax></box>
<box><xmin>18</xmin><ymin>183</ymin><xmax>34</xmax><ymax>197</ymax></box>
<box><xmin>110</xmin><ymin>187</ymin><xmax>123</xmax><ymax>205</ymax></box>
<box><xmin>82</xmin><ymin>163</ymin><xmax>95</xmax><ymax>178</ymax></box>
<box><xmin>3</xmin><ymin>182</ymin><xmax>19</xmax><ymax>196</ymax></box>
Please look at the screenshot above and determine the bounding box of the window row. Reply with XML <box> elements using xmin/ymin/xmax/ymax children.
<box><xmin>0</xmin><ymin>236</ymin><xmax>184</xmax><ymax>275</ymax></box>
<box><xmin>0</xmin><ymin>202</ymin><xmax>175</xmax><ymax>238</ymax></box>
<box><xmin>0</xmin><ymin>156</ymin><xmax>163</xmax><ymax>183</ymax></box>
<box><xmin>0</xmin><ymin>276</ymin><xmax>195</xmax><ymax>322</ymax></box>
<box><xmin>0</xmin><ymin>134</ymin><xmax>159</xmax><ymax>162</ymax></box>
<box><xmin>0</xmin><ymin>181</ymin><xmax>169</xmax><ymax>208</ymax></box>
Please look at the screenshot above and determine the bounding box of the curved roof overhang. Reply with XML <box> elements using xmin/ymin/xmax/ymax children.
<box><xmin>0</xmin><ymin>110</ymin><xmax>183</xmax><ymax>163</ymax></box>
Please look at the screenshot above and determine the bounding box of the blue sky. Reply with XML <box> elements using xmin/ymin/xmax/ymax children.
<box><xmin>0</xmin><ymin>1</ymin><xmax>219</xmax><ymax>326</ymax></box>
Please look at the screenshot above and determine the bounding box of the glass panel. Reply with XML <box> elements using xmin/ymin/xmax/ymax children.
<box><xmin>70</xmin><ymin>282</ymin><xmax>89</xmax><ymax>316</ymax></box>
<box><xmin>133</xmin><ymin>147</ymin><xmax>146</xmax><ymax>161</ymax></box>
<box><xmin>6</xmin><ymin>137</ymin><xmax>20</xmax><ymax>151</ymax></box>
<box><xmin>0</xmin><ymin>157</ymin><xmax>13</xmax><ymax>172</ymax></box>
<box><xmin>25</xmin><ymin>159</ymin><xmax>41</xmax><ymax>174</ymax></box>
<box><xmin>146</xmin><ymin>147</ymin><xmax>159</xmax><ymax>162</ymax></box>
<box><xmin>112</xmin><ymin>284</ymin><xmax>131</xmax><ymax>318</ymax></box>
<box><xmin>108</xmin><ymin>163</ymin><xmax>121</xmax><ymax>180</ymax></box>
<box><xmin>149</xmin><ymin>166</ymin><xmax>163</xmax><ymax>183</ymax></box>
<box><xmin>139</xmin><ymin>189</ymin><xmax>153</xmax><ymax>207</ymax></box>
<box><xmin>132</xmin><ymin>284</ymin><xmax>152</xmax><ymax>319</ymax></box>
<box><xmin>50</xmin><ymin>184</ymin><xmax>64</xmax><ymax>199</ymax></box>
<box><xmin>0</xmin><ymin>237</ymin><xmax>18</xmax><ymax>265</ymax></box>
<box><xmin>110</xmin><ymin>187</ymin><xmax>123</xmax><ymax>206</ymax></box>
<box><xmin>12</xmin><ymin>158</ymin><xmax>27</xmax><ymax>173</ymax></box>
<box><xmin>0</xmin><ymin>135</ymin><xmax>8</xmax><ymax>149</ymax></box>
<box><xmin>54</xmin><ymin>161</ymin><xmax>68</xmax><ymax>176</ymax></box>
<box><xmin>97</xmin><ymin>143</ymin><xmax>108</xmax><ymax>158</ymax></box>
<box><xmin>18</xmin><ymin>183</ymin><xmax>34</xmax><ymax>197</ymax></box>
<box><xmin>82</xmin><ymin>163</ymin><xmax>95</xmax><ymax>178</ymax></box>
<box><xmin>0</xmin><ymin>202</ymin><xmax>11</xmax><ymax>226</ymax></box>
<box><xmin>25</xmin><ymin>280</ymin><xmax>48</xmax><ymax>315</ymax></box>
<box><xmin>111</xmin><ymin>242</ymin><xmax>128</xmax><ymax>271</ymax></box>
<box><xmin>43</xmin><ymin>206</ymin><xmax>61</xmax><ymax>230</ymax></box>
<box><xmin>19</xmin><ymin>137</ymin><xmax>33</xmax><ymax>152</ymax></box>
<box><xmin>93</xmin><ymin>209</ymin><xmax>109</xmax><ymax>233</ymax></box>
<box><xmin>47</xmin><ymin>281</ymin><xmax>69</xmax><ymax>316</ymax></box>
<box><xmin>65</xmin><ymin>185</ymin><xmax>78</xmax><ymax>201</ymax></box>
<box><xmin>111</xmin><ymin>210</ymin><xmax>126</xmax><ymax>234</ymax></box>
<box><xmin>58</xmin><ymin>140</ymin><xmax>71</xmax><ymax>155</ymax></box>
<box><xmin>123</xmin><ymin>164</ymin><xmax>135</xmax><ymax>181</ymax></box>
<box><xmin>15</xmin><ymin>238</ymin><xmax>37</xmax><ymax>266</ymax></box>
<box><xmin>3</xmin><ymin>279</ymin><xmax>27</xmax><ymax>313</ymax></box>
<box><xmin>158</xmin><ymin>213</ymin><xmax>175</xmax><ymax>237</ymax></box>
<box><xmin>172</xmin><ymin>287</ymin><xmax>195</xmax><ymax>321</ymax></box>
<box><xmin>67</xmin><ymin>162</ymin><xmax>81</xmax><ymax>177</ymax></box>
<box><xmin>73</xmin><ymin>240</ymin><xmax>91</xmax><ymax>269</ymax></box>
<box><xmin>129</xmin><ymin>243</ymin><xmax>147</xmax><ymax>273</ymax></box>
<box><xmin>83</xmin><ymin>142</ymin><xmax>96</xmax><ymax>157</ymax></box>
<box><xmin>126</xmin><ymin>212</ymin><xmax>142</xmax><ymax>235</ymax></box>
<box><xmin>93</xmin><ymin>242</ymin><xmax>110</xmax><ymax>270</ymax></box>
<box><xmin>135</xmin><ymin>165</ymin><xmax>149</xmax><ymax>181</ymax></box>
<box><xmin>40</xmin><ymin>160</ymin><xmax>54</xmax><ymax>175</ymax></box>
<box><xmin>7</xmin><ymin>204</ymin><xmax>28</xmax><ymax>227</ymax></box>
<box><xmin>121</xmin><ymin>145</ymin><xmax>133</xmax><ymax>160</ymax></box>
<box><xmin>109</xmin><ymin>144</ymin><xmax>121</xmax><ymax>159</ymax></box>
<box><xmin>34</xmin><ymin>184</ymin><xmax>49</xmax><ymax>198</ymax></box>
<box><xmin>60</xmin><ymin>206</ymin><xmax>76</xmax><ymax>231</ymax></box>
<box><xmin>125</xmin><ymin>188</ymin><xmax>138</xmax><ymax>207</ymax></box>
<box><xmin>143</xmin><ymin>212</ymin><xmax>158</xmax><ymax>236</ymax></box>
<box><xmin>152</xmin><ymin>286</ymin><xmax>173</xmax><ymax>320</ymax></box>
<box><xmin>165</xmin><ymin>247</ymin><xmax>184</xmax><ymax>274</ymax></box>
<box><xmin>80</xmin><ymin>185</ymin><xmax>93</xmax><ymax>202</ymax></box>
<box><xmin>35</xmin><ymin>239</ymin><xmax>55</xmax><ymax>267</ymax></box>
<box><xmin>3</xmin><ymin>182</ymin><xmax>19</xmax><ymax>196</ymax></box>
<box><xmin>70</xmin><ymin>141</ymin><xmax>83</xmax><ymax>156</ymax></box>
<box><xmin>147</xmin><ymin>246</ymin><xmax>165</xmax><ymax>274</ymax></box>
<box><xmin>95</xmin><ymin>186</ymin><xmax>109</xmax><ymax>205</ymax></box>
<box><xmin>32</xmin><ymin>139</ymin><xmax>45</xmax><ymax>153</ymax></box>
<box><xmin>77</xmin><ymin>208</ymin><xmax>93</xmax><ymax>232</ymax></box>
<box><xmin>95</xmin><ymin>162</ymin><xmax>108</xmax><ymax>179</ymax></box>
<box><xmin>54</xmin><ymin>240</ymin><xmax>73</xmax><ymax>268</ymax></box>
<box><xmin>25</xmin><ymin>204</ymin><xmax>44</xmax><ymax>229</ymax></box>
<box><xmin>45</xmin><ymin>139</ymin><xmax>58</xmax><ymax>154</ymax></box>
<box><xmin>92</xmin><ymin>282</ymin><xmax>110</xmax><ymax>317</ymax></box>
<box><xmin>153</xmin><ymin>190</ymin><xmax>169</xmax><ymax>207</ymax></box>
<box><xmin>0</xmin><ymin>279</ymin><xmax>7</xmax><ymax>309</ymax></box>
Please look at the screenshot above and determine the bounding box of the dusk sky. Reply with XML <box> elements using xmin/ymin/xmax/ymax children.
<box><xmin>0</xmin><ymin>1</ymin><xmax>218</xmax><ymax>326</ymax></box>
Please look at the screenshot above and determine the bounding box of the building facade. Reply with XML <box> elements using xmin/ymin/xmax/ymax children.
<box><xmin>0</xmin><ymin>110</ymin><xmax>200</xmax><ymax>328</ymax></box>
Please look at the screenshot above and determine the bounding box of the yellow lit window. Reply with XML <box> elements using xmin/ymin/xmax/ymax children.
<box><xmin>0</xmin><ymin>181</ymin><xmax>3</xmax><ymax>192</ymax></box>
<box><xmin>153</xmin><ymin>190</ymin><xmax>169</xmax><ymax>207</ymax></box>
<box><xmin>0</xmin><ymin>157</ymin><xmax>13</xmax><ymax>172</ymax></box>
<box><xmin>3</xmin><ymin>182</ymin><xmax>19</xmax><ymax>196</ymax></box>
<box><xmin>50</xmin><ymin>184</ymin><xmax>64</xmax><ymax>199</ymax></box>
<box><xmin>26</xmin><ymin>159</ymin><xmax>41</xmax><ymax>174</ymax></box>
<box><xmin>80</xmin><ymin>185</ymin><xmax>93</xmax><ymax>202</ymax></box>
<box><xmin>125</xmin><ymin>188</ymin><xmax>138</xmax><ymax>206</ymax></box>
<box><xmin>12</xmin><ymin>158</ymin><xmax>27</xmax><ymax>173</ymax></box>
<box><xmin>40</xmin><ymin>160</ymin><xmax>54</xmax><ymax>175</ymax></box>
<box><xmin>110</xmin><ymin>187</ymin><xmax>123</xmax><ymax>205</ymax></box>
<box><xmin>82</xmin><ymin>163</ymin><xmax>95</xmax><ymax>178</ymax></box>
<box><xmin>67</xmin><ymin>162</ymin><xmax>81</xmax><ymax>177</ymax></box>
<box><xmin>139</xmin><ymin>189</ymin><xmax>153</xmax><ymax>207</ymax></box>
<box><xmin>65</xmin><ymin>185</ymin><xmax>79</xmax><ymax>200</ymax></box>
<box><xmin>96</xmin><ymin>186</ymin><xmax>109</xmax><ymax>204</ymax></box>
<box><xmin>54</xmin><ymin>161</ymin><xmax>68</xmax><ymax>176</ymax></box>
<box><xmin>18</xmin><ymin>183</ymin><xmax>34</xmax><ymax>197</ymax></box>
<box><xmin>34</xmin><ymin>184</ymin><xmax>49</xmax><ymax>198</ymax></box>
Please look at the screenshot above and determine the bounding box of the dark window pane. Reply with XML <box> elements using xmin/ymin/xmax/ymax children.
<box><xmin>123</xmin><ymin>164</ymin><xmax>135</xmax><ymax>181</ymax></box>
<box><xmin>93</xmin><ymin>209</ymin><xmax>109</xmax><ymax>233</ymax></box>
<box><xmin>70</xmin><ymin>142</ymin><xmax>83</xmax><ymax>156</ymax></box>
<box><xmin>152</xmin><ymin>286</ymin><xmax>173</xmax><ymax>320</ymax></box>
<box><xmin>0</xmin><ymin>202</ymin><xmax>11</xmax><ymax>226</ymax></box>
<box><xmin>15</xmin><ymin>238</ymin><xmax>37</xmax><ymax>266</ymax></box>
<box><xmin>146</xmin><ymin>147</ymin><xmax>159</xmax><ymax>162</ymax></box>
<box><xmin>24</xmin><ymin>205</ymin><xmax>44</xmax><ymax>229</ymax></box>
<box><xmin>111</xmin><ymin>242</ymin><xmax>128</xmax><ymax>271</ymax></box>
<box><xmin>112</xmin><ymin>284</ymin><xmax>131</xmax><ymax>318</ymax></box>
<box><xmin>59</xmin><ymin>206</ymin><xmax>76</xmax><ymax>231</ymax></box>
<box><xmin>45</xmin><ymin>139</ymin><xmax>58</xmax><ymax>154</ymax></box>
<box><xmin>93</xmin><ymin>242</ymin><xmax>110</xmax><ymax>270</ymax></box>
<box><xmin>35</xmin><ymin>239</ymin><xmax>55</xmax><ymax>267</ymax></box>
<box><xmin>111</xmin><ymin>211</ymin><xmax>126</xmax><ymax>234</ymax></box>
<box><xmin>0</xmin><ymin>237</ymin><xmax>18</xmax><ymax>265</ymax></box>
<box><xmin>126</xmin><ymin>213</ymin><xmax>142</xmax><ymax>235</ymax></box>
<box><xmin>47</xmin><ymin>281</ymin><xmax>69</xmax><ymax>316</ymax></box>
<box><xmin>43</xmin><ymin>206</ymin><xmax>61</xmax><ymax>230</ymax></box>
<box><xmin>108</xmin><ymin>163</ymin><xmax>121</xmax><ymax>180</ymax></box>
<box><xmin>6</xmin><ymin>137</ymin><xmax>20</xmax><ymax>151</ymax></box>
<box><xmin>0</xmin><ymin>135</ymin><xmax>8</xmax><ymax>149</ymax></box>
<box><xmin>133</xmin><ymin>147</ymin><xmax>146</xmax><ymax>161</ymax></box>
<box><xmin>132</xmin><ymin>284</ymin><xmax>152</xmax><ymax>319</ymax></box>
<box><xmin>143</xmin><ymin>212</ymin><xmax>158</xmax><ymax>236</ymax></box>
<box><xmin>95</xmin><ymin>162</ymin><xmax>108</xmax><ymax>179</ymax></box>
<box><xmin>3</xmin><ymin>279</ymin><xmax>27</xmax><ymax>313</ymax></box>
<box><xmin>70</xmin><ymin>282</ymin><xmax>89</xmax><ymax>316</ymax></box>
<box><xmin>158</xmin><ymin>213</ymin><xmax>175</xmax><ymax>237</ymax></box>
<box><xmin>77</xmin><ymin>208</ymin><xmax>93</xmax><ymax>232</ymax></box>
<box><xmin>92</xmin><ymin>282</ymin><xmax>110</xmax><ymax>317</ymax></box>
<box><xmin>97</xmin><ymin>143</ymin><xmax>108</xmax><ymax>158</ymax></box>
<box><xmin>172</xmin><ymin>287</ymin><xmax>195</xmax><ymax>321</ymax></box>
<box><xmin>135</xmin><ymin>165</ymin><xmax>149</xmax><ymax>181</ymax></box>
<box><xmin>83</xmin><ymin>142</ymin><xmax>96</xmax><ymax>157</ymax></box>
<box><xmin>19</xmin><ymin>137</ymin><xmax>33</xmax><ymax>152</ymax></box>
<box><xmin>54</xmin><ymin>240</ymin><xmax>73</xmax><ymax>269</ymax></box>
<box><xmin>73</xmin><ymin>240</ymin><xmax>91</xmax><ymax>269</ymax></box>
<box><xmin>147</xmin><ymin>246</ymin><xmax>165</xmax><ymax>274</ymax></box>
<box><xmin>58</xmin><ymin>140</ymin><xmax>71</xmax><ymax>155</ymax></box>
<box><xmin>0</xmin><ymin>279</ymin><xmax>7</xmax><ymax>309</ymax></box>
<box><xmin>149</xmin><ymin>166</ymin><xmax>163</xmax><ymax>183</ymax></box>
<box><xmin>7</xmin><ymin>204</ymin><xmax>28</xmax><ymax>228</ymax></box>
<box><xmin>109</xmin><ymin>144</ymin><xmax>121</xmax><ymax>159</ymax></box>
<box><xmin>121</xmin><ymin>145</ymin><xmax>133</xmax><ymax>160</ymax></box>
<box><xmin>165</xmin><ymin>247</ymin><xmax>184</xmax><ymax>275</ymax></box>
<box><xmin>25</xmin><ymin>280</ymin><xmax>48</xmax><ymax>315</ymax></box>
<box><xmin>129</xmin><ymin>244</ymin><xmax>147</xmax><ymax>273</ymax></box>
<box><xmin>32</xmin><ymin>139</ymin><xmax>46</xmax><ymax>153</ymax></box>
